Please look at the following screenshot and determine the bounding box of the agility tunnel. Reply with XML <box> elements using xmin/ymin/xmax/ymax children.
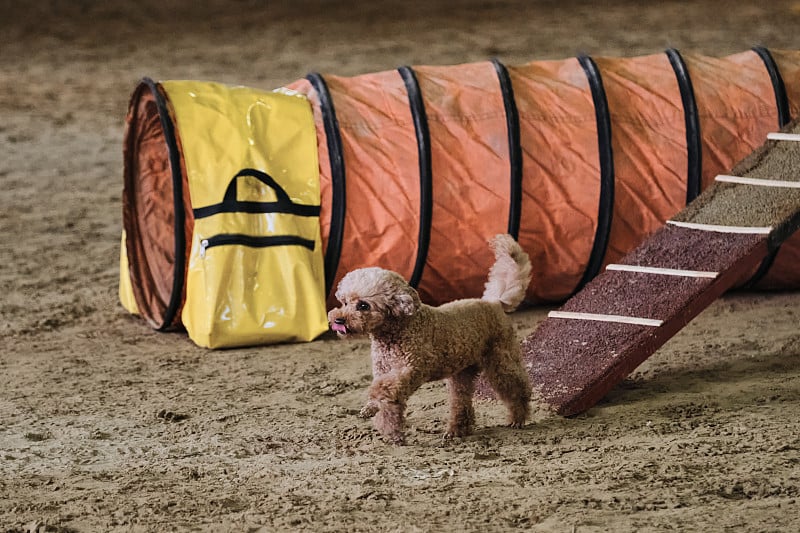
<box><xmin>120</xmin><ymin>48</ymin><xmax>800</xmax><ymax>348</ymax></box>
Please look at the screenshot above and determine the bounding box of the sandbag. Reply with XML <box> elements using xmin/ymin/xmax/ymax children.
<box><xmin>120</xmin><ymin>48</ymin><xmax>800</xmax><ymax>347</ymax></box>
<box><xmin>121</xmin><ymin>79</ymin><xmax>327</xmax><ymax>347</ymax></box>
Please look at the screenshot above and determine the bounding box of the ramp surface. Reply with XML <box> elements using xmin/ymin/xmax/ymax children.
<box><xmin>518</xmin><ymin>122</ymin><xmax>800</xmax><ymax>416</ymax></box>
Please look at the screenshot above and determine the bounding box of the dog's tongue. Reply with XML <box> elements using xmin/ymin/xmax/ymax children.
<box><xmin>331</xmin><ymin>323</ymin><xmax>347</xmax><ymax>334</ymax></box>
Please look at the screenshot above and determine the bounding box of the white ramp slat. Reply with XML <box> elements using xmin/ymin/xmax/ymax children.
<box><xmin>767</xmin><ymin>132</ymin><xmax>800</xmax><ymax>142</ymax></box>
<box><xmin>605</xmin><ymin>264</ymin><xmax>719</xmax><ymax>278</ymax></box>
<box><xmin>715</xmin><ymin>174</ymin><xmax>800</xmax><ymax>188</ymax></box>
<box><xmin>667</xmin><ymin>220</ymin><xmax>773</xmax><ymax>234</ymax></box>
<box><xmin>548</xmin><ymin>311</ymin><xmax>663</xmax><ymax>327</ymax></box>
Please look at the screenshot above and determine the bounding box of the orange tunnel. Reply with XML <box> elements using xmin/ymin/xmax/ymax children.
<box><xmin>123</xmin><ymin>48</ymin><xmax>800</xmax><ymax>332</ymax></box>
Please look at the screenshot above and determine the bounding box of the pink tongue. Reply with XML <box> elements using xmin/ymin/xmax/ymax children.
<box><xmin>331</xmin><ymin>323</ymin><xmax>347</xmax><ymax>334</ymax></box>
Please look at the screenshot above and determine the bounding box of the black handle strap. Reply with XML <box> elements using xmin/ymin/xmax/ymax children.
<box><xmin>193</xmin><ymin>168</ymin><xmax>320</xmax><ymax>219</ymax></box>
<box><xmin>223</xmin><ymin>168</ymin><xmax>292</xmax><ymax>206</ymax></box>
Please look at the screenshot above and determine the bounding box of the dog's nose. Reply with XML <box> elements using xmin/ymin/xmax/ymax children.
<box><xmin>334</xmin><ymin>317</ymin><xmax>346</xmax><ymax>325</ymax></box>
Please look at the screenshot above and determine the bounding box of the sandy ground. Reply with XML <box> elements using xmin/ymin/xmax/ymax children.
<box><xmin>2</xmin><ymin>1</ymin><xmax>800</xmax><ymax>531</ymax></box>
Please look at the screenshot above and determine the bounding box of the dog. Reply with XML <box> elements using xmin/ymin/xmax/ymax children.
<box><xmin>327</xmin><ymin>234</ymin><xmax>533</xmax><ymax>444</ymax></box>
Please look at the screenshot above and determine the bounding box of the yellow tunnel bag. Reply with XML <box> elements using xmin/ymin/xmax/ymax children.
<box><xmin>164</xmin><ymin>81</ymin><xmax>328</xmax><ymax>348</ymax></box>
<box><xmin>118</xmin><ymin>230</ymin><xmax>139</xmax><ymax>316</ymax></box>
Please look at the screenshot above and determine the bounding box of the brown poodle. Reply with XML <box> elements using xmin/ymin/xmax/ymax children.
<box><xmin>328</xmin><ymin>234</ymin><xmax>533</xmax><ymax>444</ymax></box>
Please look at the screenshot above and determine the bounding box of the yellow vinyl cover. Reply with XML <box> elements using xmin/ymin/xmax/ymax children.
<box><xmin>118</xmin><ymin>230</ymin><xmax>139</xmax><ymax>315</ymax></box>
<box><xmin>162</xmin><ymin>81</ymin><xmax>327</xmax><ymax>348</ymax></box>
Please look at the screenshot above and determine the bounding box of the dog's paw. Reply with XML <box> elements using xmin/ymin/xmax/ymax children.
<box><xmin>359</xmin><ymin>403</ymin><xmax>379</xmax><ymax>419</ymax></box>
<box><xmin>508</xmin><ymin>421</ymin><xmax>527</xmax><ymax>430</ymax></box>
<box><xmin>444</xmin><ymin>427</ymin><xmax>473</xmax><ymax>440</ymax></box>
<box><xmin>383</xmin><ymin>432</ymin><xmax>406</xmax><ymax>446</ymax></box>
<box><xmin>358</xmin><ymin>401</ymin><xmax>381</xmax><ymax>419</ymax></box>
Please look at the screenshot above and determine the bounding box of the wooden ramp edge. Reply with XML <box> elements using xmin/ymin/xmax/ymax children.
<box><xmin>484</xmin><ymin>120</ymin><xmax>800</xmax><ymax>416</ymax></box>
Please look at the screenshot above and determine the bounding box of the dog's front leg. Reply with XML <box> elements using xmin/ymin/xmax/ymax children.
<box><xmin>367</xmin><ymin>370</ymin><xmax>423</xmax><ymax>445</ymax></box>
<box><xmin>359</xmin><ymin>365</ymin><xmax>386</xmax><ymax>419</ymax></box>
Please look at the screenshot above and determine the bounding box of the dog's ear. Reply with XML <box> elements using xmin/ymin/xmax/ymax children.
<box><xmin>390</xmin><ymin>286</ymin><xmax>421</xmax><ymax>317</ymax></box>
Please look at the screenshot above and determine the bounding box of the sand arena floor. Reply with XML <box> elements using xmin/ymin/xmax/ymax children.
<box><xmin>2</xmin><ymin>1</ymin><xmax>800</xmax><ymax>531</ymax></box>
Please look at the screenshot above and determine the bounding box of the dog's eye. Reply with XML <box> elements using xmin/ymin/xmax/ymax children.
<box><xmin>356</xmin><ymin>301</ymin><xmax>371</xmax><ymax>311</ymax></box>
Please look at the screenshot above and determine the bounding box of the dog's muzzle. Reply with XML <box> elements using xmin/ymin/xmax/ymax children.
<box><xmin>331</xmin><ymin>317</ymin><xmax>348</xmax><ymax>334</ymax></box>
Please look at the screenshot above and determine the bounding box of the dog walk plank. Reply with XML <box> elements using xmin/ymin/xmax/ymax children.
<box><xmin>523</xmin><ymin>119</ymin><xmax>800</xmax><ymax>416</ymax></box>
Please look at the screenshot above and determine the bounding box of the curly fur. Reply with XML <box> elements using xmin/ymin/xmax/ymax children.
<box><xmin>327</xmin><ymin>234</ymin><xmax>533</xmax><ymax>444</ymax></box>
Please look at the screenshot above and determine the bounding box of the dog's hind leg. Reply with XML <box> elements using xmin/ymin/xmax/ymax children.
<box><xmin>445</xmin><ymin>366</ymin><xmax>479</xmax><ymax>438</ymax></box>
<box><xmin>483</xmin><ymin>342</ymin><xmax>532</xmax><ymax>429</ymax></box>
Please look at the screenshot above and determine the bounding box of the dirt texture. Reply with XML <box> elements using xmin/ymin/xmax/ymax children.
<box><xmin>2</xmin><ymin>1</ymin><xmax>800</xmax><ymax>531</ymax></box>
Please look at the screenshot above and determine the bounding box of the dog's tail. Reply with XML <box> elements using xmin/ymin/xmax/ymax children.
<box><xmin>481</xmin><ymin>234</ymin><xmax>532</xmax><ymax>313</ymax></box>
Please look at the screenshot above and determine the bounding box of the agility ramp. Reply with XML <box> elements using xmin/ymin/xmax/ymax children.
<box><xmin>515</xmin><ymin>121</ymin><xmax>800</xmax><ymax>416</ymax></box>
<box><xmin>121</xmin><ymin>48</ymin><xmax>800</xmax><ymax>348</ymax></box>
